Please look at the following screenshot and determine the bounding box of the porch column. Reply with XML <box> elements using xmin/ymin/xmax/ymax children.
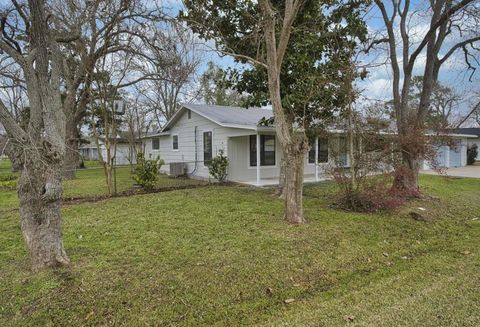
<box><xmin>256</xmin><ymin>133</ymin><xmax>261</xmax><ymax>186</ymax></box>
<box><xmin>315</xmin><ymin>136</ymin><xmax>319</xmax><ymax>182</ymax></box>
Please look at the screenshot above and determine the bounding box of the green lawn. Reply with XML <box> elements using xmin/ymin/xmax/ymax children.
<box><xmin>0</xmin><ymin>168</ymin><xmax>479</xmax><ymax>326</ymax></box>
<box><xmin>0</xmin><ymin>160</ymin><xmax>206</xmax><ymax>210</ymax></box>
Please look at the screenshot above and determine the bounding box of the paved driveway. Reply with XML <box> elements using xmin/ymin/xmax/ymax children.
<box><xmin>421</xmin><ymin>166</ymin><xmax>480</xmax><ymax>178</ymax></box>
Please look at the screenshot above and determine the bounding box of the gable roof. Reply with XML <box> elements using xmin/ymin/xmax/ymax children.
<box><xmin>161</xmin><ymin>103</ymin><xmax>274</xmax><ymax>132</ymax></box>
<box><xmin>454</xmin><ymin>127</ymin><xmax>480</xmax><ymax>136</ymax></box>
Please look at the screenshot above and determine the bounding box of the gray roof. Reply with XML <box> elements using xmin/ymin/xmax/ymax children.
<box><xmin>161</xmin><ymin>103</ymin><xmax>273</xmax><ymax>132</ymax></box>
<box><xmin>455</xmin><ymin>127</ymin><xmax>480</xmax><ymax>136</ymax></box>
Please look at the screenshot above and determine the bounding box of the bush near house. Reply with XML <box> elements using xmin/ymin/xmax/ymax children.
<box><xmin>208</xmin><ymin>149</ymin><xmax>229</xmax><ymax>182</ymax></box>
<box><xmin>467</xmin><ymin>144</ymin><xmax>478</xmax><ymax>165</ymax></box>
<box><xmin>132</xmin><ymin>153</ymin><xmax>164</xmax><ymax>190</ymax></box>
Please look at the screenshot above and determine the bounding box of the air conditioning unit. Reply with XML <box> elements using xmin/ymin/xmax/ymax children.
<box><xmin>169</xmin><ymin>162</ymin><xmax>186</xmax><ymax>177</ymax></box>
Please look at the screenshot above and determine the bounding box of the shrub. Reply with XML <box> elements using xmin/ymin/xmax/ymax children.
<box><xmin>132</xmin><ymin>153</ymin><xmax>164</xmax><ymax>190</ymax></box>
<box><xmin>467</xmin><ymin>144</ymin><xmax>478</xmax><ymax>165</ymax></box>
<box><xmin>208</xmin><ymin>149</ymin><xmax>229</xmax><ymax>182</ymax></box>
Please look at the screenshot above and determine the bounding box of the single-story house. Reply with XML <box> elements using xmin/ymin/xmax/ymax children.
<box><xmin>454</xmin><ymin>127</ymin><xmax>480</xmax><ymax>161</ymax></box>
<box><xmin>144</xmin><ymin>104</ymin><xmax>476</xmax><ymax>185</ymax></box>
<box><xmin>80</xmin><ymin>136</ymin><xmax>138</xmax><ymax>165</ymax></box>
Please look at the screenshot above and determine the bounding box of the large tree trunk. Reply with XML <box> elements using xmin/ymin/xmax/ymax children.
<box><xmin>277</xmin><ymin>157</ymin><xmax>286</xmax><ymax>198</ymax></box>
<box><xmin>63</xmin><ymin>130</ymin><xmax>79</xmax><ymax>180</ymax></box>
<box><xmin>392</xmin><ymin>150</ymin><xmax>421</xmax><ymax>197</ymax></box>
<box><xmin>17</xmin><ymin>159</ymin><xmax>69</xmax><ymax>271</ymax></box>
<box><xmin>282</xmin><ymin>138</ymin><xmax>306</xmax><ymax>224</ymax></box>
<box><xmin>62</xmin><ymin>110</ymin><xmax>81</xmax><ymax>180</ymax></box>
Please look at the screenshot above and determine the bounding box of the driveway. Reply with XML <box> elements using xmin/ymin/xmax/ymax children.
<box><xmin>421</xmin><ymin>165</ymin><xmax>480</xmax><ymax>178</ymax></box>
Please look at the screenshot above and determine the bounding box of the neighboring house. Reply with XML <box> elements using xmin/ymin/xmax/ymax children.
<box><xmin>454</xmin><ymin>127</ymin><xmax>480</xmax><ymax>161</ymax></box>
<box><xmin>80</xmin><ymin>136</ymin><xmax>139</xmax><ymax>165</ymax></box>
<box><xmin>143</xmin><ymin>104</ymin><xmax>476</xmax><ymax>185</ymax></box>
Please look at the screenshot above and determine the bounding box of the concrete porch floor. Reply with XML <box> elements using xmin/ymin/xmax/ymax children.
<box><xmin>235</xmin><ymin>174</ymin><xmax>328</xmax><ymax>187</ymax></box>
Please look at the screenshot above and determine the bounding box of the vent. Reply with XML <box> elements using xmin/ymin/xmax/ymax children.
<box><xmin>169</xmin><ymin>162</ymin><xmax>187</xmax><ymax>177</ymax></box>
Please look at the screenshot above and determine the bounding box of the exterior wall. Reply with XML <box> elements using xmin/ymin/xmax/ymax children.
<box><xmin>80</xmin><ymin>142</ymin><xmax>135</xmax><ymax>165</ymax></box>
<box><xmin>114</xmin><ymin>143</ymin><xmax>136</xmax><ymax>165</ymax></box>
<box><xmin>228</xmin><ymin>134</ymin><xmax>346</xmax><ymax>183</ymax></box>
<box><xmin>143</xmin><ymin>109</ymin><xmax>349</xmax><ymax>183</ymax></box>
<box><xmin>423</xmin><ymin>137</ymin><xmax>469</xmax><ymax>170</ymax></box>
<box><xmin>145</xmin><ymin>110</ymin><xmax>253</xmax><ymax>179</ymax></box>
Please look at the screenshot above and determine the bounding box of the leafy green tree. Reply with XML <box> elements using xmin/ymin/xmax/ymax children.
<box><xmin>199</xmin><ymin>61</ymin><xmax>246</xmax><ymax>106</ymax></box>
<box><xmin>182</xmin><ymin>0</ymin><xmax>368</xmax><ymax>223</ymax></box>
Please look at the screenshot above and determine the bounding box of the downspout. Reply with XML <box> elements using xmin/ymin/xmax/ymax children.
<box><xmin>191</xmin><ymin>126</ymin><xmax>198</xmax><ymax>175</ymax></box>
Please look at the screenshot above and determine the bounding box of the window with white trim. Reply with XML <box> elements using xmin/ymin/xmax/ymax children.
<box><xmin>172</xmin><ymin>135</ymin><xmax>179</xmax><ymax>150</ymax></box>
<box><xmin>250</xmin><ymin>135</ymin><xmax>276</xmax><ymax>166</ymax></box>
<box><xmin>203</xmin><ymin>131</ymin><xmax>212</xmax><ymax>165</ymax></box>
<box><xmin>152</xmin><ymin>137</ymin><xmax>160</xmax><ymax>150</ymax></box>
<box><xmin>308</xmin><ymin>137</ymin><xmax>328</xmax><ymax>163</ymax></box>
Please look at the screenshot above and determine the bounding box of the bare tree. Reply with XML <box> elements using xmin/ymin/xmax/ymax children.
<box><xmin>0</xmin><ymin>0</ymin><xmax>74</xmax><ymax>270</ymax></box>
<box><xmin>124</xmin><ymin>87</ymin><xmax>155</xmax><ymax>167</ymax></box>
<box><xmin>138</xmin><ymin>21</ymin><xmax>202</xmax><ymax>127</ymax></box>
<box><xmin>371</xmin><ymin>0</ymin><xmax>480</xmax><ymax>194</ymax></box>
<box><xmin>51</xmin><ymin>0</ymin><xmax>165</xmax><ymax>179</ymax></box>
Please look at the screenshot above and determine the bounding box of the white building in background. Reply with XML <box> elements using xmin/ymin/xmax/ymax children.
<box><xmin>80</xmin><ymin>136</ymin><xmax>139</xmax><ymax>165</ymax></box>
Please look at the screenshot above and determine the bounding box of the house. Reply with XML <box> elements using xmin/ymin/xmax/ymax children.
<box><xmin>454</xmin><ymin>127</ymin><xmax>480</xmax><ymax>161</ymax></box>
<box><xmin>144</xmin><ymin>104</ymin><xmax>476</xmax><ymax>185</ymax></box>
<box><xmin>80</xmin><ymin>136</ymin><xmax>139</xmax><ymax>165</ymax></box>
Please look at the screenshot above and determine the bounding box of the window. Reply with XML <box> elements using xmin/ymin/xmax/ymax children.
<box><xmin>172</xmin><ymin>135</ymin><xmax>179</xmax><ymax>150</ymax></box>
<box><xmin>308</xmin><ymin>138</ymin><xmax>316</xmax><ymax>164</ymax></box>
<box><xmin>250</xmin><ymin>135</ymin><xmax>276</xmax><ymax>166</ymax></box>
<box><xmin>187</xmin><ymin>109</ymin><xmax>191</xmax><ymax>119</ymax></box>
<box><xmin>318</xmin><ymin>138</ymin><xmax>328</xmax><ymax>163</ymax></box>
<box><xmin>203</xmin><ymin>131</ymin><xmax>212</xmax><ymax>165</ymax></box>
<box><xmin>152</xmin><ymin>137</ymin><xmax>160</xmax><ymax>150</ymax></box>
<box><xmin>308</xmin><ymin>138</ymin><xmax>329</xmax><ymax>164</ymax></box>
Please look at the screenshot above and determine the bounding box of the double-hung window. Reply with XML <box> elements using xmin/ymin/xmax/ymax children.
<box><xmin>249</xmin><ymin>135</ymin><xmax>276</xmax><ymax>166</ymax></box>
<box><xmin>203</xmin><ymin>131</ymin><xmax>212</xmax><ymax>165</ymax></box>
<box><xmin>152</xmin><ymin>137</ymin><xmax>160</xmax><ymax>150</ymax></box>
<box><xmin>172</xmin><ymin>135</ymin><xmax>179</xmax><ymax>150</ymax></box>
<box><xmin>308</xmin><ymin>137</ymin><xmax>329</xmax><ymax>164</ymax></box>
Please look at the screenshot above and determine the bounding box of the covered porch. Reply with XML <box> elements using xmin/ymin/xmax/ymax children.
<box><xmin>234</xmin><ymin>174</ymin><xmax>328</xmax><ymax>187</ymax></box>
<box><xmin>227</xmin><ymin>132</ymin><xmax>333</xmax><ymax>186</ymax></box>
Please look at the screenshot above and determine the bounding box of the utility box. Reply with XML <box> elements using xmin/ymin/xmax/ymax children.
<box><xmin>169</xmin><ymin>162</ymin><xmax>187</xmax><ymax>177</ymax></box>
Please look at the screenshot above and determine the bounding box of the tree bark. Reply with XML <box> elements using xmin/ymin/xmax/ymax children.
<box><xmin>62</xmin><ymin>122</ymin><xmax>80</xmax><ymax>180</ymax></box>
<box><xmin>276</xmin><ymin>157</ymin><xmax>286</xmax><ymax>198</ymax></box>
<box><xmin>392</xmin><ymin>149</ymin><xmax>421</xmax><ymax>196</ymax></box>
<box><xmin>283</xmin><ymin>139</ymin><xmax>305</xmax><ymax>224</ymax></box>
<box><xmin>17</xmin><ymin>159</ymin><xmax>69</xmax><ymax>271</ymax></box>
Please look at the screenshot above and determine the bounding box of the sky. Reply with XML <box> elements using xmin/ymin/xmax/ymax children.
<box><xmin>166</xmin><ymin>0</ymin><xmax>480</xmax><ymax>123</ymax></box>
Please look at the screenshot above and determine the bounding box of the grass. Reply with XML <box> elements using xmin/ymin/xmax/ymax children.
<box><xmin>0</xmin><ymin>159</ymin><xmax>206</xmax><ymax>210</ymax></box>
<box><xmin>0</xmin><ymin>169</ymin><xmax>479</xmax><ymax>326</ymax></box>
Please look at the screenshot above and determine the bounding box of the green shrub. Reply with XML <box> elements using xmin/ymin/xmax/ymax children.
<box><xmin>467</xmin><ymin>144</ymin><xmax>478</xmax><ymax>165</ymax></box>
<box><xmin>208</xmin><ymin>149</ymin><xmax>229</xmax><ymax>182</ymax></box>
<box><xmin>132</xmin><ymin>153</ymin><xmax>164</xmax><ymax>190</ymax></box>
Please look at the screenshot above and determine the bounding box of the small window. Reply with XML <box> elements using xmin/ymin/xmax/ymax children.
<box><xmin>172</xmin><ymin>135</ymin><xmax>179</xmax><ymax>150</ymax></box>
<box><xmin>308</xmin><ymin>138</ymin><xmax>316</xmax><ymax>164</ymax></box>
<box><xmin>152</xmin><ymin>137</ymin><xmax>160</xmax><ymax>150</ymax></box>
<box><xmin>318</xmin><ymin>138</ymin><xmax>328</xmax><ymax>163</ymax></box>
<box><xmin>308</xmin><ymin>137</ymin><xmax>329</xmax><ymax>164</ymax></box>
<box><xmin>203</xmin><ymin>131</ymin><xmax>212</xmax><ymax>166</ymax></box>
<box><xmin>250</xmin><ymin>135</ymin><xmax>276</xmax><ymax>166</ymax></box>
<box><xmin>187</xmin><ymin>109</ymin><xmax>191</xmax><ymax>119</ymax></box>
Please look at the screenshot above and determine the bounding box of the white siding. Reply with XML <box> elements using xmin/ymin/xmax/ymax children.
<box><xmin>145</xmin><ymin>110</ymin><xmax>253</xmax><ymax>179</ymax></box>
